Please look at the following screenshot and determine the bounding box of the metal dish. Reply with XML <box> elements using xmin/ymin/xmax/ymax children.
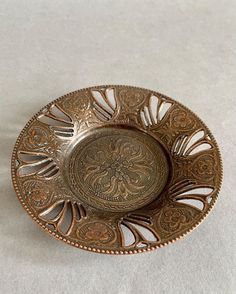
<box><xmin>11</xmin><ymin>85</ymin><xmax>222</xmax><ymax>254</ymax></box>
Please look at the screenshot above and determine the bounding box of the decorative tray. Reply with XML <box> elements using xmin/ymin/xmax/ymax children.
<box><xmin>11</xmin><ymin>85</ymin><xmax>222</xmax><ymax>254</ymax></box>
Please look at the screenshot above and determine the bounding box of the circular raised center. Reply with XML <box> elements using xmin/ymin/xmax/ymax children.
<box><xmin>67</xmin><ymin>127</ymin><xmax>169</xmax><ymax>211</ymax></box>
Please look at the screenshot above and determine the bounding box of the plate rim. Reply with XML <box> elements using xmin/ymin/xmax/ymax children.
<box><xmin>11</xmin><ymin>84</ymin><xmax>223</xmax><ymax>254</ymax></box>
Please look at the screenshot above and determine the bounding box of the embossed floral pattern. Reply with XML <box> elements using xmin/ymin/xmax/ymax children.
<box><xmin>99</xmin><ymin>153</ymin><xmax>134</xmax><ymax>182</ymax></box>
<box><xmin>23</xmin><ymin>180</ymin><xmax>52</xmax><ymax>208</ymax></box>
<box><xmin>78</xmin><ymin>136</ymin><xmax>156</xmax><ymax>201</ymax></box>
<box><xmin>23</xmin><ymin>125</ymin><xmax>62</xmax><ymax>156</ymax></box>
<box><xmin>63</xmin><ymin>95</ymin><xmax>90</xmax><ymax>114</ymax></box>
<box><xmin>60</xmin><ymin>94</ymin><xmax>94</xmax><ymax>127</ymax></box>
<box><xmin>160</xmin><ymin>208</ymin><xmax>189</xmax><ymax>231</ymax></box>
<box><xmin>77</xmin><ymin>222</ymin><xmax>116</xmax><ymax>244</ymax></box>
<box><xmin>85</xmin><ymin>223</ymin><xmax>110</xmax><ymax>240</ymax></box>
<box><xmin>171</xmin><ymin>109</ymin><xmax>194</xmax><ymax>129</ymax></box>
<box><xmin>69</xmin><ymin>128</ymin><xmax>169</xmax><ymax>212</ymax></box>
<box><xmin>192</xmin><ymin>154</ymin><xmax>216</xmax><ymax>179</ymax></box>
<box><xmin>25</xmin><ymin>126</ymin><xmax>49</xmax><ymax>149</ymax></box>
<box><xmin>119</xmin><ymin>89</ymin><xmax>145</xmax><ymax>108</ymax></box>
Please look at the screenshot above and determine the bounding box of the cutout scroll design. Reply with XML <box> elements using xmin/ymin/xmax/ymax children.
<box><xmin>17</xmin><ymin>151</ymin><xmax>59</xmax><ymax>179</ymax></box>
<box><xmin>91</xmin><ymin>88</ymin><xmax>117</xmax><ymax>121</ymax></box>
<box><xmin>39</xmin><ymin>200</ymin><xmax>86</xmax><ymax>236</ymax></box>
<box><xmin>171</xmin><ymin>130</ymin><xmax>213</xmax><ymax>157</ymax></box>
<box><xmin>140</xmin><ymin>94</ymin><xmax>173</xmax><ymax>127</ymax></box>
<box><xmin>169</xmin><ymin>180</ymin><xmax>214</xmax><ymax>211</ymax></box>
<box><xmin>119</xmin><ymin>214</ymin><xmax>159</xmax><ymax>248</ymax></box>
<box><xmin>38</xmin><ymin>104</ymin><xmax>74</xmax><ymax>138</ymax></box>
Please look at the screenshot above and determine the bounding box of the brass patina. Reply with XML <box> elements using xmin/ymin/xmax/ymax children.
<box><xmin>11</xmin><ymin>85</ymin><xmax>222</xmax><ymax>254</ymax></box>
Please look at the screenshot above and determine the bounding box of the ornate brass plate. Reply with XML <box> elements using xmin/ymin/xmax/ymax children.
<box><xmin>11</xmin><ymin>85</ymin><xmax>222</xmax><ymax>254</ymax></box>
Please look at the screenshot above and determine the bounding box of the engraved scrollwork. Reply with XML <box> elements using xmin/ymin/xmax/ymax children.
<box><xmin>59</xmin><ymin>92</ymin><xmax>95</xmax><ymax>129</ymax></box>
<box><xmin>62</xmin><ymin>93</ymin><xmax>90</xmax><ymax>115</ymax></box>
<box><xmin>80</xmin><ymin>138</ymin><xmax>155</xmax><ymax>200</ymax></box>
<box><xmin>22</xmin><ymin>124</ymin><xmax>64</xmax><ymax>157</ymax></box>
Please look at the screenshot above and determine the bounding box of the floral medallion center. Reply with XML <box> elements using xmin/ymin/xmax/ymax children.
<box><xmin>67</xmin><ymin>127</ymin><xmax>169</xmax><ymax>212</ymax></box>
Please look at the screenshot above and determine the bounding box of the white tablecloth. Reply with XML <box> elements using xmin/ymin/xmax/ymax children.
<box><xmin>0</xmin><ymin>1</ymin><xmax>235</xmax><ymax>293</ymax></box>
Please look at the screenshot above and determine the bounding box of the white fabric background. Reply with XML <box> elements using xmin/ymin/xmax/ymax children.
<box><xmin>0</xmin><ymin>1</ymin><xmax>235</xmax><ymax>293</ymax></box>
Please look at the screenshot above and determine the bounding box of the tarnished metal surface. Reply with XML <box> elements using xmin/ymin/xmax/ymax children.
<box><xmin>11</xmin><ymin>85</ymin><xmax>222</xmax><ymax>254</ymax></box>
